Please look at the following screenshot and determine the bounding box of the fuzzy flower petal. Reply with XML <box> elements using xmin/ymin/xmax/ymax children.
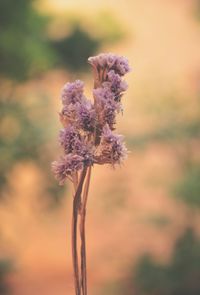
<box><xmin>76</xmin><ymin>101</ymin><xmax>96</xmax><ymax>132</ymax></box>
<box><xmin>106</xmin><ymin>70</ymin><xmax>128</xmax><ymax>95</ymax></box>
<box><xmin>88</xmin><ymin>53</ymin><xmax>131</xmax><ymax>76</ymax></box>
<box><xmin>59</xmin><ymin>125</ymin><xmax>81</xmax><ymax>154</ymax></box>
<box><xmin>52</xmin><ymin>154</ymin><xmax>84</xmax><ymax>185</ymax></box>
<box><xmin>61</xmin><ymin>80</ymin><xmax>84</xmax><ymax>105</ymax></box>
<box><xmin>93</xmin><ymin>87</ymin><xmax>121</xmax><ymax>128</ymax></box>
<box><xmin>98</xmin><ymin>125</ymin><xmax>127</xmax><ymax>164</ymax></box>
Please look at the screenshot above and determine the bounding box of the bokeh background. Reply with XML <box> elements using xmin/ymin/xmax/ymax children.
<box><xmin>1</xmin><ymin>0</ymin><xmax>200</xmax><ymax>294</ymax></box>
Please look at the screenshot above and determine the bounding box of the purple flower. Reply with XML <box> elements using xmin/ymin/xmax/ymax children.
<box><xmin>114</xmin><ymin>56</ymin><xmax>131</xmax><ymax>76</ymax></box>
<box><xmin>73</xmin><ymin>137</ymin><xmax>94</xmax><ymax>165</ymax></box>
<box><xmin>88</xmin><ymin>54</ymin><xmax>107</xmax><ymax>68</ymax></box>
<box><xmin>103</xmin><ymin>70</ymin><xmax>128</xmax><ymax>99</ymax></box>
<box><xmin>88</xmin><ymin>53</ymin><xmax>131</xmax><ymax>76</ymax></box>
<box><xmin>59</xmin><ymin>125</ymin><xmax>94</xmax><ymax>165</ymax></box>
<box><xmin>61</xmin><ymin>80</ymin><xmax>84</xmax><ymax>105</ymax></box>
<box><xmin>60</xmin><ymin>102</ymin><xmax>82</xmax><ymax>125</ymax></box>
<box><xmin>93</xmin><ymin>87</ymin><xmax>114</xmax><ymax>101</ymax></box>
<box><xmin>53</xmin><ymin>53</ymin><xmax>130</xmax><ymax>185</ymax></box>
<box><xmin>76</xmin><ymin>101</ymin><xmax>96</xmax><ymax>132</ymax></box>
<box><xmin>93</xmin><ymin>87</ymin><xmax>121</xmax><ymax>128</ymax></box>
<box><xmin>99</xmin><ymin>125</ymin><xmax>127</xmax><ymax>164</ymax></box>
<box><xmin>59</xmin><ymin>125</ymin><xmax>81</xmax><ymax>154</ymax></box>
<box><xmin>52</xmin><ymin>154</ymin><xmax>84</xmax><ymax>185</ymax></box>
<box><xmin>88</xmin><ymin>53</ymin><xmax>116</xmax><ymax>68</ymax></box>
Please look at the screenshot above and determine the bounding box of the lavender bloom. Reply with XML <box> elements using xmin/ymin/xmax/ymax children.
<box><xmin>88</xmin><ymin>53</ymin><xmax>131</xmax><ymax>77</ymax></box>
<box><xmin>59</xmin><ymin>124</ymin><xmax>94</xmax><ymax>164</ymax></box>
<box><xmin>61</xmin><ymin>80</ymin><xmax>85</xmax><ymax>105</ymax></box>
<box><xmin>88</xmin><ymin>53</ymin><xmax>116</xmax><ymax>69</ymax></box>
<box><xmin>105</xmin><ymin>70</ymin><xmax>128</xmax><ymax>96</ymax></box>
<box><xmin>88</xmin><ymin>53</ymin><xmax>107</xmax><ymax>68</ymax></box>
<box><xmin>60</xmin><ymin>103</ymin><xmax>80</xmax><ymax>126</ymax></box>
<box><xmin>76</xmin><ymin>101</ymin><xmax>96</xmax><ymax>132</ymax></box>
<box><xmin>53</xmin><ymin>53</ymin><xmax>130</xmax><ymax>185</ymax></box>
<box><xmin>114</xmin><ymin>56</ymin><xmax>131</xmax><ymax>76</ymax></box>
<box><xmin>98</xmin><ymin>125</ymin><xmax>127</xmax><ymax>164</ymax></box>
<box><xmin>59</xmin><ymin>125</ymin><xmax>81</xmax><ymax>154</ymax></box>
<box><xmin>52</xmin><ymin>154</ymin><xmax>84</xmax><ymax>185</ymax></box>
<box><xmin>93</xmin><ymin>87</ymin><xmax>121</xmax><ymax>129</ymax></box>
<box><xmin>73</xmin><ymin>141</ymin><xmax>94</xmax><ymax>166</ymax></box>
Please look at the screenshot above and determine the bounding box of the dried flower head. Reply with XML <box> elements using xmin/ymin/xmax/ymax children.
<box><xmin>59</xmin><ymin>125</ymin><xmax>81</xmax><ymax>154</ymax></box>
<box><xmin>52</xmin><ymin>53</ymin><xmax>130</xmax><ymax>184</ymax></box>
<box><xmin>76</xmin><ymin>101</ymin><xmax>96</xmax><ymax>132</ymax></box>
<box><xmin>88</xmin><ymin>53</ymin><xmax>131</xmax><ymax>76</ymax></box>
<box><xmin>97</xmin><ymin>125</ymin><xmax>127</xmax><ymax>165</ymax></box>
<box><xmin>105</xmin><ymin>70</ymin><xmax>128</xmax><ymax>96</ymax></box>
<box><xmin>61</xmin><ymin>80</ymin><xmax>85</xmax><ymax>105</ymax></box>
<box><xmin>51</xmin><ymin>154</ymin><xmax>84</xmax><ymax>185</ymax></box>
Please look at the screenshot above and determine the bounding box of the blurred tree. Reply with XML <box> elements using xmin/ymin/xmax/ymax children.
<box><xmin>51</xmin><ymin>25</ymin><xmax>100</xmax><ymax>72</ymax></box>
<box><xmin>50</xmin><ymin>12</ymin><xmax>126</xmax><ymax>72</ymax></box>
<box><xmin>0</xmin><ymin>0</ymin><xmax>56</xmax><ymax>81</ymax></box>
<box><xmin>0</xmin><ymin>0</ymin><xmax>126</xmax><ymax>77</ymax></box>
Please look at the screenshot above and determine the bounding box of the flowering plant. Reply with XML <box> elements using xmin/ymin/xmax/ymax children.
<box><xmin>52</xmin><ymin>53</ymin><xmax>130</xmax><ymax>295</ymax></box>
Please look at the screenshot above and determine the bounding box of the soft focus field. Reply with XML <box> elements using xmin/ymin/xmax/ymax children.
<box><xmin>1</xmin><ymin>0</ymin><xmax>200</xmax><ymax>294</ymax></box>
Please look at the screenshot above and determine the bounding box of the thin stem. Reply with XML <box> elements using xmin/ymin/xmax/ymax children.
<box><xmin>72</xmin><ymin>168</ymin><xmax>87</xmax><ymax>295</ymax></box>
<box><xmin>80</xmin><ymin>166</ymin><xmax>92</xmax><ymax>295</ymax></box>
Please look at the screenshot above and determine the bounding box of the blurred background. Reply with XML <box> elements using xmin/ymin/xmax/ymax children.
<box><xmin>0</xmin><ymin>0</ymin><xmax>200</xmax><ymax>294</ymax></box>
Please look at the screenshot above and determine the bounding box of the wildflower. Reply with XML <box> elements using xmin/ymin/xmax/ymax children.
<box><xmin>105</xmin><ymin>70</ymin><xmax>128</xmax><ymax>96</ymax></box>
<box><xmin>59</xmin><ymin>125</ymin><xmax>81</xmax><ymax>154</ymax></box>
<box><xmin>98</xmin><ymin>125</ymin><xmax>127</xmax><ymax>164</ymax></box>
<box><xmin>61</xmin><ymin>80</ymin><xmax>85</xmax><ymax>105</ymax></box>
<box><xmin>51</xmin><ymin>154</ymin><xmax>84</xmax><ymax>185</ymax></box>
<box><xmin>88</xmin><ymin>53</ymin><xmax>131</xmax><ymax>77</ymax></box>
<box><xmin>76</xmin><ymin>101</ymin><xmax>96</xmax><ymax>132</ymax></box>
<box><xmin>114</xmin><ymin>55</ymin><xmax>131</xmax><ymax>76</ymax></box>
<box><xmin>93</xmin><ymin>87</ymin><xmax>121</xmax><ymax>129</ymax></box>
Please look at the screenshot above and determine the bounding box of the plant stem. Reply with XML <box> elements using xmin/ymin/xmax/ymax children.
<box><xmin>80</xmin><ymin>166</ymin><xmax>92</xmax><ymax>295</ymax></box>
<box><xmin>72</xmin><ymin>168</ymin><xmax>87</xmax><ymax>295</ymax></box>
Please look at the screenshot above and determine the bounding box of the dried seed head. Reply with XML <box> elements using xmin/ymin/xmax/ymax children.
<box><xmin>76</xmin><ymin>101</ymin><xmax>96</xmax><ymax>132</ymax></box>
<box><xmin>98</xmin><ymin>125</ymin><xmax>127</xmax><ymax>165</ymax></box>
<box><xmin>52</xmin><ymin>53</ymin><xmax>130</xmax><ymax>184</ymax></box>
<box><xmin>61</xmin><ymin>80</ymin><xmax>85</xmax><ymax>105</ymax></box>
<box><xmin>51</xmin><ymin>154</ymin><xmax>84</xmax><ymax>185</ymax></box>
<box><xmin>88</xmin><ymin>53</ymin><xmax>131</xmax><ymax>76</ymax></box>
<box><xmin>59</xmin><ymin>125</ymin><xmax>81</xmax><ymax>154</ymax></box>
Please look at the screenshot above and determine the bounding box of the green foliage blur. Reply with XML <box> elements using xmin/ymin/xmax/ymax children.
<box><xmin>0</xmin><ymin>0</ymin><xmax>56</xmax><ymax>81</ymax></box>
<box><xmin>101</xmin><ymin>229</ymin><xmax>200</xmax><ymax>295</ymax></box>
<box><xmin>51</xmin><ymin>25</ymin><xmax>100</xmax><ymax>72</ymax></box>
<box><xmin>133</xmin><ymin>229</ymin><xmax>200</xmax><ymax>295</ymax></box>
<box><xmin>0</xmin><ymin>0</ymin><xmax>125</xmax><ymax>80</ymax></box>
<box><xmin>0</xmin><ymin>259</ymin><xmax>12</xmax><ymax>294</ymax></box>
<box><xmin>173</xmin><ymin>166</ymin><xmax>200</xmax><ymax>209</ymax></box>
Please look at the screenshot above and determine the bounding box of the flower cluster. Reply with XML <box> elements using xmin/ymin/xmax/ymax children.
<box><xmin>52</xmin><ymin>53</ymin><xmax>130</xmax><ymax>185</ymax></box>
